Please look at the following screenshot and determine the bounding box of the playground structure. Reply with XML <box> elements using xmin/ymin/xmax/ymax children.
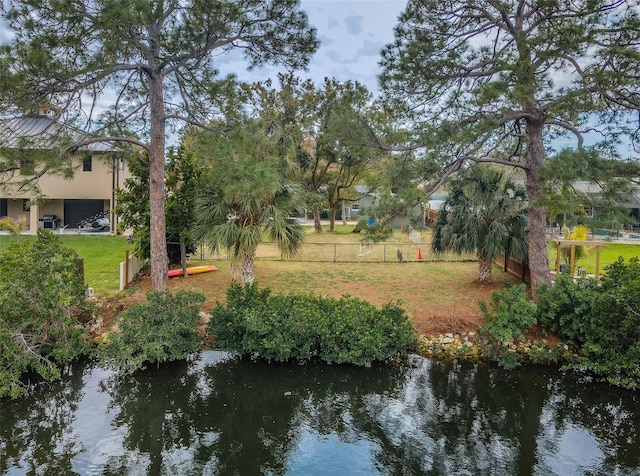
<box><xmin>552</xmin><ymin>239</ymin><xmax>604</xmax><ymax>279</ymax></box>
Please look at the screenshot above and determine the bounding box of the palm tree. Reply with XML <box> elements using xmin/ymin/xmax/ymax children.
<box><xmin>432</xmin><ymin>166</ymin><xmax>528</xmax><ymax>283</ymax></box>
<box><xmin>192</xmin><ymin>123</ymin><xmax>305</xmax><ymax>284</ymax></box>
<box><xmin>0</xmin><ymin>216</ymin><xmax>27</xmax><ymax>236</ymax></box>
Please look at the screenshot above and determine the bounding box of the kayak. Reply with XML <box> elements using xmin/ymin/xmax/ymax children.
<box><xmin>168</xmin><ymin>264</ymin><xmax>218</xmax><ymax>278</ymax></box>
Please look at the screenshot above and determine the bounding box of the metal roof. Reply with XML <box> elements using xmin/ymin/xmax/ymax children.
<box><xmin>0</xmin><ymin>114</ymin><xmax>119</xmax><ymax>152</ymax></box>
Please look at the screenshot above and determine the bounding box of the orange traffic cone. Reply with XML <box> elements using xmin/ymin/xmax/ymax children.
<box><xmin>418</xmin><ymin>249</ymin><xmax>423</xmax><ymax>260</ymax></box>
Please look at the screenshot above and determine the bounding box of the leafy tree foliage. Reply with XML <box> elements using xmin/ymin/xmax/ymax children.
<box><xmin>247</xmin><ymin>75</ymin><xmax>386</xmax><ymax>232</ymax></box>
<box><xmin>539</xmin><ymin>148</ymin><xmax>638</xmax><ymax>233</ymax></box>
<box><xmin>432</xmin><ymin>166</ymin><xmax>528</xmax><ymax>282</ymax></box>
<box><xmin>0</xmin><ymin>0</ymin><xmax>318</xmax><ymax>292</ymax></box>
<box><xmin>314</xmin><ymin>80</ymin><xmax>384</xmax><ymax>230</ymax></box>
<box><xmin>0</xmin><ymin>231</ymin><xmax>90</xmax><ymax>398</ymax></box>
<box><xmin>115</xmin><ymin>147</ymin><xmax>201</xmax><ymax>266</ymax></box>
<box><xmin>99</xmin><ymin>291</ymin><xmax>205</xmax><ymax>374</ymax></box>
<box><xmin>380</xmin><ymin>0</ymin><xmax>640</xmax><ymax>290</ymax></box>
<box><xmin>190</xmin><ymin>119</ymin><xmax>306</xmax><ymax>284</ymax></box>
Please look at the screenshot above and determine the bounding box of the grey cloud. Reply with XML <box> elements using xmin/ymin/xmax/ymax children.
<box><xmin>344</xmin><ymin>15</ymin><xmax>363</xmax><ymax>35</ymax></box>
<box><xmin>327</xmin><ymin>16</ymin><xmax>339</xmax><ymax>29</ymax></box>
<box><xmin>324</xmin><ymin>49</ymin><xmax>346</xmax><ymax>63</ymax></box>
<box><xmin>317</xmin><ymin>34</ymin><xmax>335</xmax><ymax>47</ymax></box>
<box><xmin>356</xmin><ymin>40</ymin><xmax>384</xmax><ymax>57</ymax></box>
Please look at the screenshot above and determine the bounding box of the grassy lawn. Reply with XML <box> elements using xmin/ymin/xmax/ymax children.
<box><xmin>0</xmin><ymin>234</ymin><xmax>133</xmax><ymax>296</ymax></box>
<box><xmin>548</xmin><ymin>241</ymin><xmax>640</xmax><ymax>274</ymax></box>
<box><xmin>1</xmin><ymin>228</ymin><xmax>638</xmax><ymax>298</ymax></box>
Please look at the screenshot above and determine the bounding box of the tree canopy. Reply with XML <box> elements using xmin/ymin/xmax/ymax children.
<box><xmin>190</xmin><ymin>119</ymin><xmax>306</xmax><ymax>284</ymax></box>
<box><xmin>380</xmin><ymin>0</ymin><xmax>640</xmax><ymax>290</ymax></box>
<box><xmin>432</xmin><ymin>166</ymin><xmax>528</xmax><ymax>283</ymax></box>
<box><xmin>0</xmin><ymin>0</ymin><xmax>318</xmax><ymax>291</ymax></box>
<box><xmin>246</xmin><ymin>74</ymin><xmax>386</xmax><ymax>232</ymax></box>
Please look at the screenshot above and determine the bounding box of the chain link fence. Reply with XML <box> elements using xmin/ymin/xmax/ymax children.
<box><xmin>195</xmin><ymin>241</ymin><xmax>475</xmax><ymax>263</ymax></box>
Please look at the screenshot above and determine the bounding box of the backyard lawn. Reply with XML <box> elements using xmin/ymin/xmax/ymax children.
<box><xmin>0</xmin><ymin>229</ymin><xmax>640</xmax><ymax>301</ymax></box>
<box><xmin>548</xmin><ymin>241</ymin><xmax>640</xmax><ymax>274</ymax></box>
<box><xmin>0</xmin><ymin>234</ymin><xmax>132</xmax><ymax>296</ymax></box>
<box><xmin>1</xmin><ymin>229</ymin><xmax>638</xmax><ymax>331</ymax></box>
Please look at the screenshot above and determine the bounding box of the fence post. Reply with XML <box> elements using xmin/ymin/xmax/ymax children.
<box><xmin>124</xmin><ymin>249</ymin><xmax>129</xmax><ymax>289</ymax></box>
<box><xmin>334</xmin><ymin>243</ymin><xmax>337</xmax><ymax>262</ymax></box>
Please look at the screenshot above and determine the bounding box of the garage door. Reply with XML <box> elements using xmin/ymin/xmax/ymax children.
<box><xmin>63</xmin><ymin>199</ymin><xmax>106</xmax><ymax>228</ymax></box>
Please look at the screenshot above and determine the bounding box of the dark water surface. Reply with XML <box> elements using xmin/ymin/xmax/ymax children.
<box><xmin>1</xmin><ymin>351</ymin><xmax>639</xmax><ymax>475</ymax></box>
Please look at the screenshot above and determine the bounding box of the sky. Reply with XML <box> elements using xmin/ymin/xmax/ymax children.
<box><xmin>0</xmin><ymin>1</ymin><xmax>406</xmax><ymax>95</ymax></box>
<box><xmin>216</xmin><ymin>0</ymin><xmax>407</xmax><ymax>94</ymax></box>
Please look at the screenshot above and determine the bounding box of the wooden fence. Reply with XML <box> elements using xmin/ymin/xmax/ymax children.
<box><xmin>119</xmin><ymin>251</ymin><xmax>145</xmax><ymax>290</ymax></box>
<box><xmin>495</xmin><ymin>255</ymin><xmax>530</xmax><ymax>284</ymax></box>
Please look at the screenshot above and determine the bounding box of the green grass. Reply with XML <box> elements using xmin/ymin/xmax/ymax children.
<box><xmin>1</xmin><ymin>230</ymin><xmax>638</xmax><ymax>298</ymax></box>
<box><xmin>0</xmin><ymin>234</ymin><xmax>133</xmax><ymax>296</ymax></box>
<box><xmin>549</xmin><ymin>242</ymin><xmax>640</xmax><ymax>274</ymax></box>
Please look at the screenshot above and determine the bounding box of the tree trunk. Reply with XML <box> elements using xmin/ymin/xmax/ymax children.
<box><xmin>478</xmin><ymin>256</ymin><xmax>493</xmax><ymax>283</ymax></box>
<box><xmin>241</xmin><ymin>251</ymin><xmax>256</xmax><ymax>284</ymax></box>
<box><xmin>149</xmin><ymin>72</ymin><xmax>168</xmax><ymax>292</ymax></box>
<box><xmin>524</xmin><ymin>117</ymin><xmax>552</xmax><ymax>293</ymax></box>
<box><xmin>313</xmin><ymin>208</ymin><xmax>323</xmax><ymax>232</ymax></box>
<box><xmin>180</xmin><ymin>242</ymin><xmax>187</xmax><ymax>278</ymax></box>
<box><xmin>329</xmin><ymin>204</ymin><xmax>337</xmax><ymax>231</ymax></box>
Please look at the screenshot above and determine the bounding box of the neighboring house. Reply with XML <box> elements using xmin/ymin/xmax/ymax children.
<box><xmin>0</xmin><ymin>110</ymin><xmax>129</xmax><ymax>234</ymax></box>
<box><xmin>567</xmin><ymin>180</ymin><xmax>640</xmax><ymax>232</ymax></box>
<box><xmin>342</xmin><ymin>185</ymin><xmax>426</xmax><ymax>229</ymax></box>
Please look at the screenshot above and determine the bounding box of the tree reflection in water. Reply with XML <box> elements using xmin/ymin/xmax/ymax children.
<box><xmin>1</xmin><ymin>352</ymin><xmax>638</xmax><ymax>475</ymax></box>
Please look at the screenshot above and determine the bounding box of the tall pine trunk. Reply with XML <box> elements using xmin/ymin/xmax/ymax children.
<box><xmin>525</xmin><ymin>117</ymin><xmax>551</xmax><ymax>293</ymax></box>
<box><xmin>149</xmin><ymin>73</ymin><xmax>168</xmax><ymax>292</ymax></box>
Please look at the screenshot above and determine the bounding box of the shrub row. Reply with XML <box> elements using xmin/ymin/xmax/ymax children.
<box><xmin>479</xmin><ymin>257</ymin><xmax>640</xmax><ymax>388</ymax></box>
<box><xmin>208</xmin><ymin>282</ymin><xmax>419</xmax><ymax>366</ymax></box>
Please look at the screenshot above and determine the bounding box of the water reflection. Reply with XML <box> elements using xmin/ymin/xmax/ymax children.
<box><xmin>0</xmin><ymin>353</ymin><xmax>638</xmax><ymax>475</ymax></box>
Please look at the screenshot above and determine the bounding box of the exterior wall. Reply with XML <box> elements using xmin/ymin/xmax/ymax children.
<box><xmin>0</xmin><ymin>154</ymin><xmax>129</xmax><ymax>233</ymax></box>
<box><xmin>6</xmin><ymin>199</ymin><xmax>29</xmax><ymax>223</ymax></box>
<box><xmin>1</xmin><ymin>154</ymin><xmax>121</xmax><ymax>200</ymax></box>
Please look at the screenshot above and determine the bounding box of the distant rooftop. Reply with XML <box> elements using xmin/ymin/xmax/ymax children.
<box><xmin>0</xmin><ymin>113</ymin><xmax>119</xmax><ymax>152</ymax></box>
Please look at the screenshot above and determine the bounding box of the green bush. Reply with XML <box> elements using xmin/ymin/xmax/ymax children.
<box><xmin>208</xmin><ymin>282</ymin><xmax>418</xmax><ymax>366</ymax></box>
<box><xmin>0</xmin><ymin>230</ymin><xmax>90</xmax><ymax>399</ymax></box>
<box><xmin>577</xmin><ymin>258</ymin><xmax>640</xmax><ymax>388</ymax></box>
<box><xmin>537</xmin><ymin>271</ymin><xmax>599</xmax><ymax>345</ymax></box>
<box><xmin>535</xmin><ymin>258</ymin><xmax>640</xmax><ymax>389</ymax></box>
<box><xmin>99</xmin><ymin>291</ymin><xmax>205</xmax><ymax>374</ymax></box>
<box><xmin>479</xmin><ymin>284</ymin><xmax>537</xmax><ymax>369</ymax></box>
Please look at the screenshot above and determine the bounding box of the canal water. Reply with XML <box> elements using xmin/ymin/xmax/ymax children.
<box><xmin>1</xmin><ymin>351</ymin><xmax>639</xmax><ymax>475</ymax></box>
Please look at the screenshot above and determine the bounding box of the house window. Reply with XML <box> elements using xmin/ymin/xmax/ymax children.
<box><xmin>351</xmin><ymin>203</ymin><xmax>360</xmax><ymax>211</ymax></box>
<box><xmin>83</xmin><ymin>156</ymin><xmax>92</xmax><ymax>172</ymax></box>
<box><xmin>582</xmin><ymin>206</ymin><xmax>594</xmax><ymax>218</ymax></box>
<box><xmin>22</xmin><ymin>199</ymin><xmax>30</xmax><ymax>211</ymax></box>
